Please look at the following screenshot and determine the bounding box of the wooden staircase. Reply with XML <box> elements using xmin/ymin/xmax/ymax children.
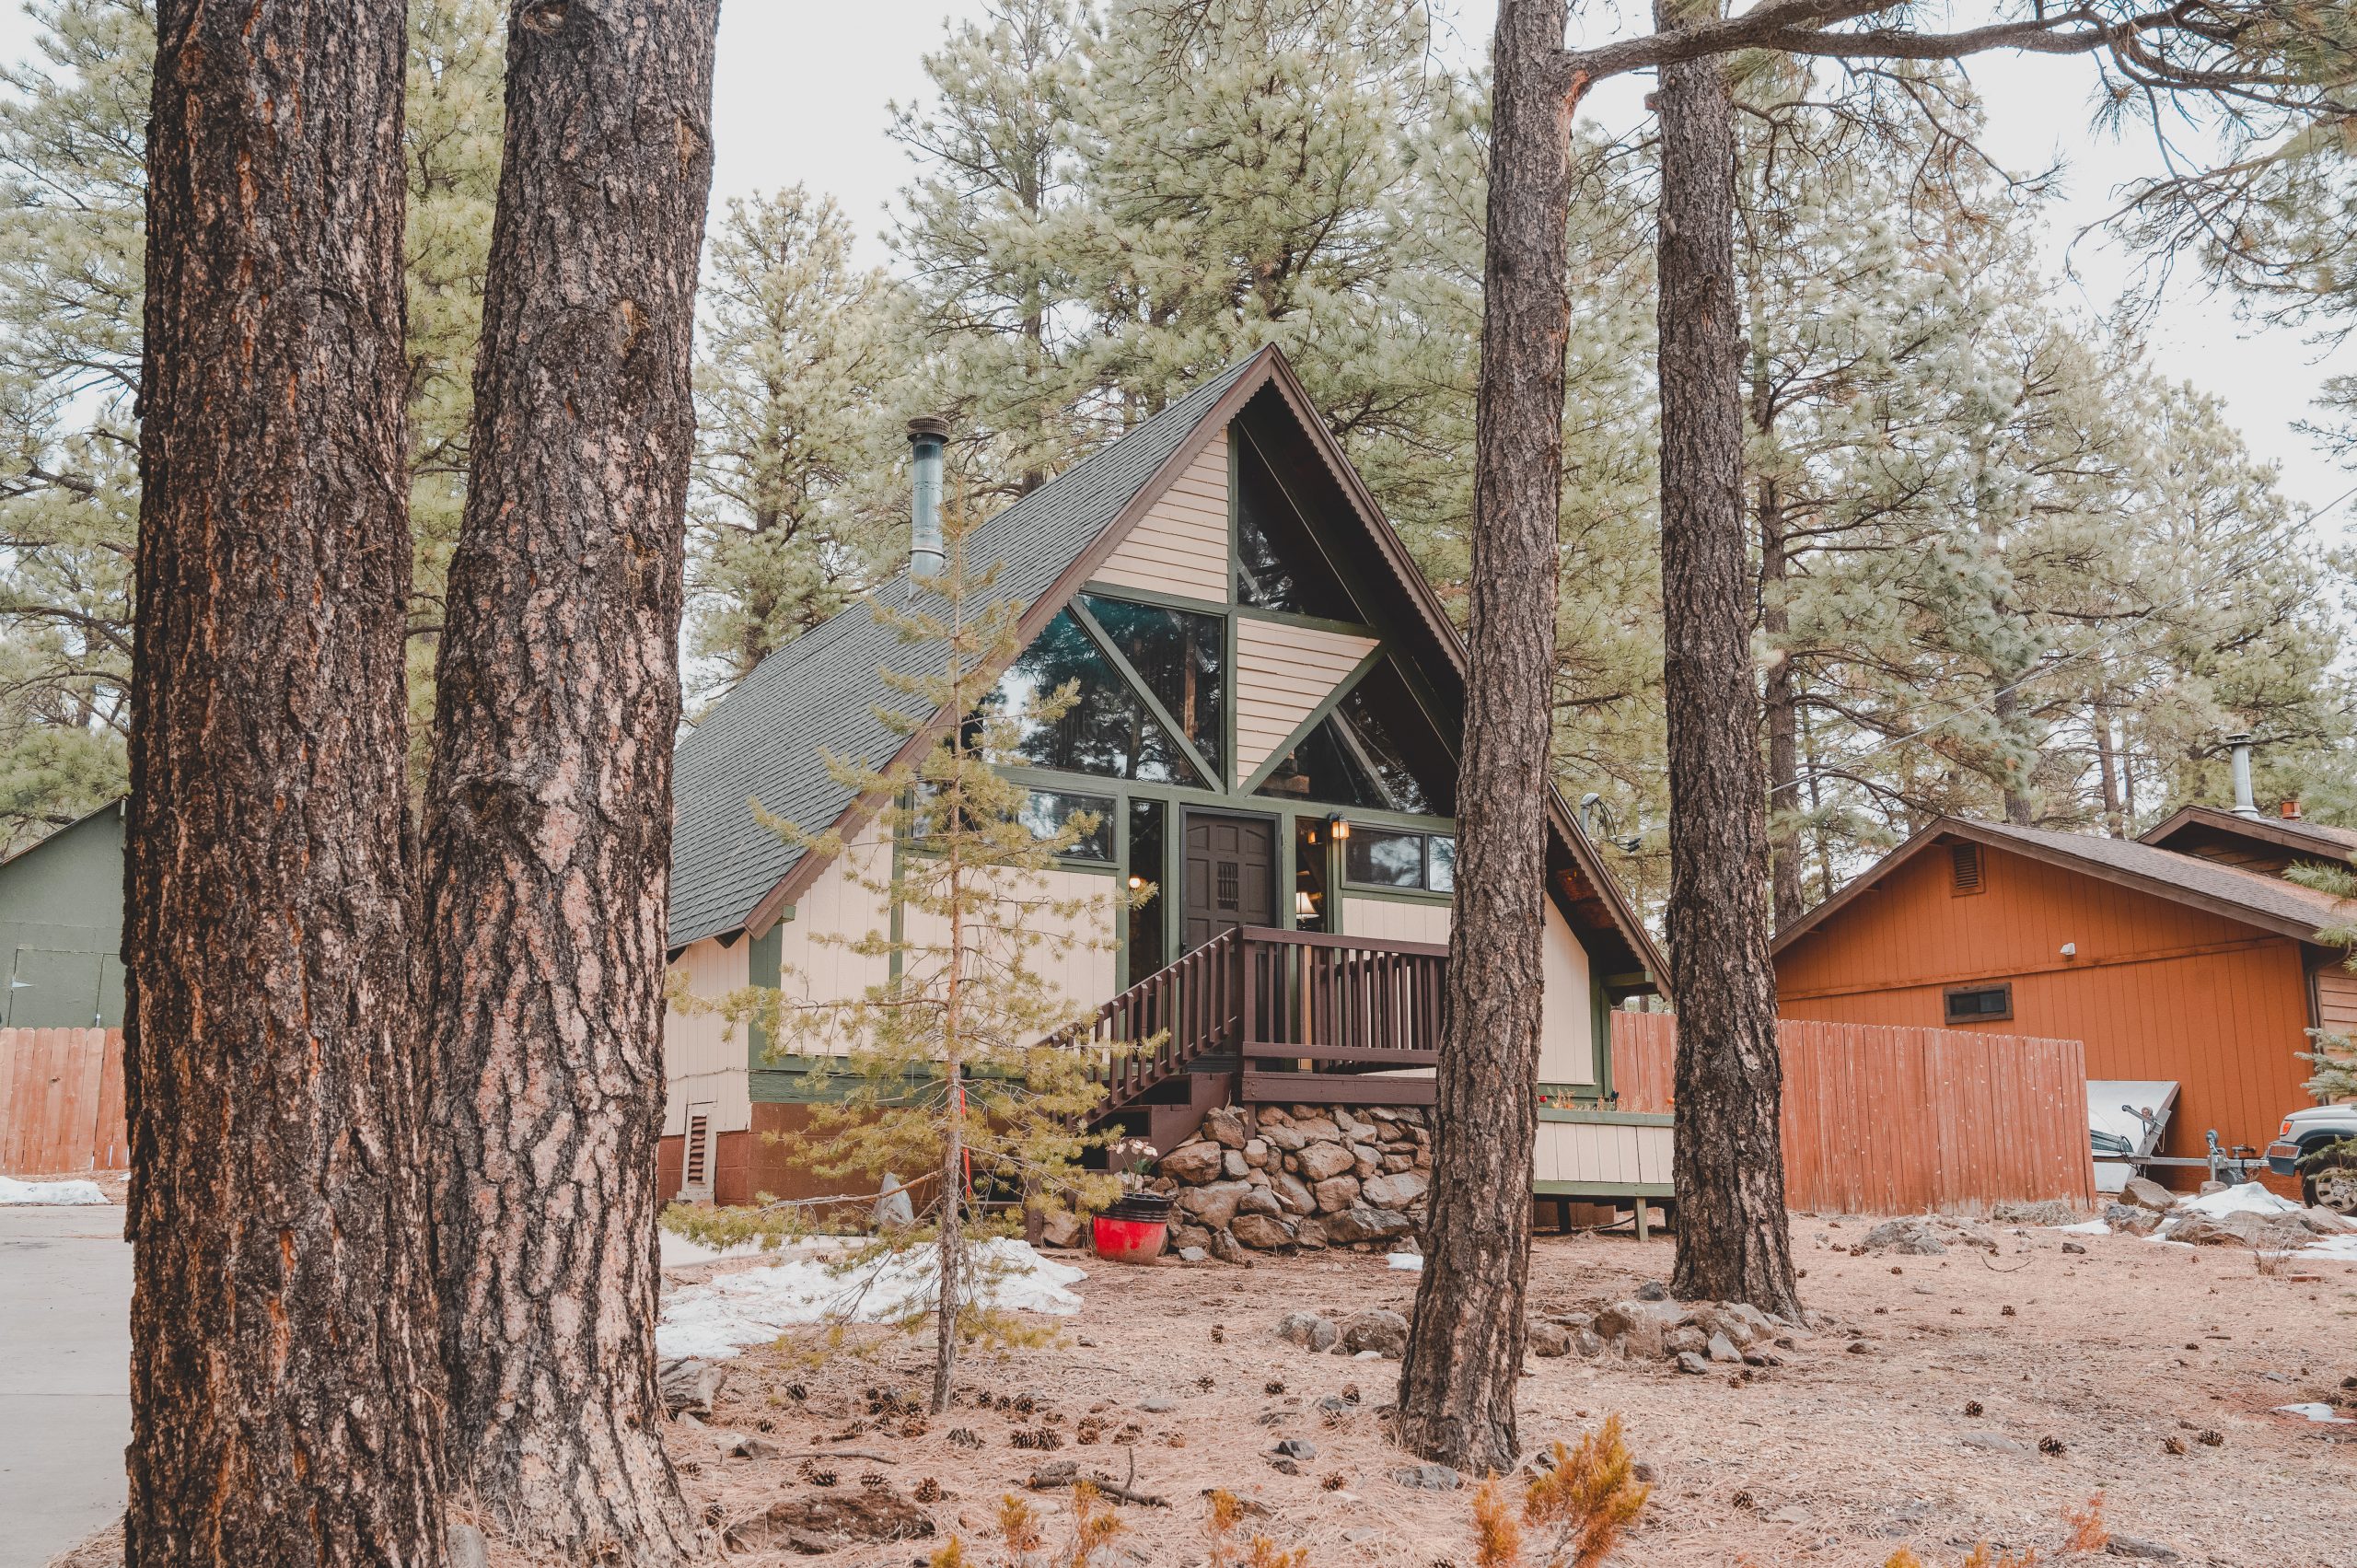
<box><xmin>1082</xmin><ymin>925</ymin><xmax>1448</xmax><ymax>1150</ymax></box>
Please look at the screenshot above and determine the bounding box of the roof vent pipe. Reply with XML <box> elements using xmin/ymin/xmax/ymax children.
<box><xmin>2225</xmin><ymin>731</ymin><xmax>2258</xmax><ymax>818</ymax></box>
<box><xmin>906</xmin><ymin>415</ymin><xmax>949</xmax><ymax>581</ymax></box>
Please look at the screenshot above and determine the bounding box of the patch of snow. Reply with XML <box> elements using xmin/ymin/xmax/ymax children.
<box><xmin>2055</xmin><ymin>1220</ymin><xmax>2110</xmax><ymax>1236</ymax></box>
<box><xmin>0</xmin><ymin>1175</ymin><xmax>108</xmax><ymax>1205</ymax></box>
<box><xmin>2176</xmin><ymin>1184</ymin><xmax>2302</xmax><ymax>1219</ymax></box>
<box><xmin>2298</xmin><ymin>1235</ymin><xmax>2357</xmax><ymax>1264</ymax></box>
<box><xmin>1386</xmin><ymin>1251</ymin><xmax>1423</xmax><ymax>1271</ymax></box>
<box><xmin>2272</xmin><ymin>1402</ymin><xmax>2355</xmax><ymax>1424</ymax></box>
<box><xmin>656</xmin><ymin>1238</ymin><xmax>1086</xmax><ymax>1361</ymax></box>
<box><xmin>657</xmin><ymin>1230</ymin><xmax>769</xmax><ymax>1271</ymax></box>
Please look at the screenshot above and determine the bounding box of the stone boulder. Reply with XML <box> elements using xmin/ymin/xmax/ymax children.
<box><xmin>1322</xmin><ymin>1205</ymin><xmax>1411</xmax><ymax>1244</ymax></box>
<box><xmin>2104</xmin><ymin>1202</ymin><xmax>2164</xmax><ymax>1236</ymax></box>
<box><xmin>1311</xmin><ymin>1174</ymin><xmax>1362</xmax><ymax>1214</ymax></box>
<box><xmin>1176</xmin><ymin>1179</ymin><xmax>1251</xmax><ymax>1230</ymax></box>
<box><xmin>2119</xmin><ymin>1176</ymin><xmax>2177</xmax><ymax>1213</ymax></box>
<box><xmin>1360</xmin><ymin>1170</ymin><xmax>1428</xmax><ymax>1210</ymax></box>
<box><xmin>1592</xmin><ymin>1299</ymin><xmax>1690</xmax><ymax>1361</ymax></box>
<box><xmin>1202</xmin><ymin>1106</ymin><xmax>1251</xmax><ymax>1149</ymax></box>
<box><xmin>1338</xmin><ymin>1307</ymin><xmax>1409</xmax><ymax>1358</ymax></box>
<box><xmin>1271</xmin><ymin>1172</ymin><xmax>1317</xmax><ymax>1215</ymax></box>
<box><xmin>1277</xmin><ymin>1311</ymin><xmax>1339</xmax><ymax>1352</ymax></box>
<box><xmin>1236</xmin><ymin>1186</ymin><xmax>1284</xmax><ymax>1219</ymax></box>
<box><xmin>1297</xmin><ymin>1142</ymin><xmax>1356</xmax><ymax>1181</ymax></box>
<box><xmin>1862</xmin><ymin>1217</ymin><xmax>1947</xmax><ymax>1255</ymax></box>
<box><xmin>1231</xmin><ymin>1213</ymin><xmax>1295</xmax><ymax>1250</ymax></box>
<box><xmin>1527</xmin><ymin>1321</ymin><xmax>1574</xmax><ymax>1357</ymax></box>
<box><xmin>1158</xmin><ymin>1141</ymin><xmax>1225</xmax><ymax>1185</ymax></box>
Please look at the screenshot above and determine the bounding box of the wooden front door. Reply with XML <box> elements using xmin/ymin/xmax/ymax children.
<box><xmin>1182</xmin><ymin>812</ymin><xmax>1274</xmax><ymax>951</ymax></box>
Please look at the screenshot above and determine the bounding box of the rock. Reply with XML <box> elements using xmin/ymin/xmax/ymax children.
<box><xmin>1863</xmin><ymin>1217</ymin><xmax>1947</xmax><ymax>1255</ymax></box>
<box><xmin>1242</xmin><ymin>1138</ymin><xmax>1271</xmax><ymax>1167</ymax></box>
<box><xmin>1141</xmin><ymin>1395</ymin><xmax>1177</xmax><ymax>1412</ymax></box>
<box><xmin>1665</xmin><ymin>1326</ymin><xmax>1707</xmax><ymax>1357</ymax></box>
<box><xmin>1261</xmin><ymin>1123</ymin><xmax>1307</xmax><ymax>1153</ymax></box>
<box><xmin>1292</xmin><ymin>1117</ymin><xmax>1341</xmax><ymax>1143</ymax></box>
<box><xmin>1210</xmin><ymin>1227</ymin><xmax>1251</xmax><ymax>1265</ymax></box>
<box><xmin>1271</xmin><ymin>1172</ymin><xmax>1318</xmax><ymax>1215</ymax></box>
<box><xmin>1575</xmin><ymin>1328</ymin><xmax>1605</xmax><ymax>1358</ymax></box>
<box><xmin>1311</xmin><ymin>1174</ymin><xmax>1362</xmax><ymax>1214</ymax></box>
<box><xmin>2105</xmin><ymin>1535</ymin><xmax>2181</xmax><ymax>1561</ymax></box>
<box><xmin>2300</xmin><ymin>1205</ymin><xmax>2357</xmax><ymax>1235</ymax></box>
<box><xmin>1159</xmin><ymin>1141</ymin><xmax>1225</xmax><ymax>1185</ymax></box>
<box><xmin>1593</xmin><ymin>1299</ymin><xmax>1687</xmax><ymax>1361</ymax></box>
<box><xmin>1527</xmin><ymin>1321</ymin><xmax>1574</xmax><ymax>1357</ymax></box>
<box><xmin>2172</xmin><ymin>1212</ymin><xmax>2305</xmax><ymax>1249</ymax></box>
<box><xmin>1339</xmin><ymin>1308</ymin><xmax>1409</xmax><ymax>1358</ymax></box>
<box><xmin>718</xmin><ymin>1431</ymin><xmax>780</xmax><ymax>1459</ymax></box>
<box><xmin>1237</xmin><ymin>1186</ymin><xmax>1284</xmax><ymax>1219</ymax></box>
<box><xmin>722</xmin><ymin>1488</ymin><xmax>935</xmax><ymax>1552</ymax></box>
<box><xmin>1231</xmin><ymin>1213</ymin><xmax>1295</xmax><ymax>1250</ymax></box>
<box><xmin>1388</xmin><ymin>1464</ymin><xmax>1462</xmax><ymax>1492</ymax></box>
<box><xmin>1707</xmin><ymin>1332</ymin><xmax>1742</xmax><ymax>1365</ymax></box>
<box><xmin>1292</xmin><ymin>1216</ymin><xmax>1328</xmax><ymax>1249</ymax></box>
<box><xmin>1960</xmin><ymin>1432</ymin><xmax>2032</xmax><ymax>1454</ymax></box>
<box><xmin>1203</xmin><ymin>1106</ymin><xmax>1251</xmax><ymax>1148</ymax></box>
<box><xmin>1272</xmin><ymin>1437</ymin><xmax>1317</xmax><ymax>1461</ymax></box>
<box><xmin>2119</xmin><ymin>1176</ymin><xmax>2176</xmax><ymax>1212</ymax></box>
<box><xmin>1298</xmin><ymin>1142</ymin><xmax>1357</xmax><ymax>1182</ymax></box>
<box><xmin>1028</xmin><ymin>1460</ymin><xmax>1081</xmax><ymax>1489</ymax></box>
<box><xmin>1991</xmin><ymin>1200</ymin><xmax>2082</xmax><ymax>1226</ymax></box>
<box><xmin>2061</xmin><ymin>1240</ymin><xmax>2087</xmax><ymax>1255</ymax></box>
<box><xmin>1360</xmin><ymin>1170</ymin><xmax>1429</xmax><ymax>1210</ymax></box>
<box><xmin>1350</xmin><ymin>1144</ymin><xmax>1382</xmax><ymax>1179</ymax></box>
<box><xmin>1321</xmin><ymin>1206</ymin><xmax>1411</xmax><ymax>1244</ymax></box>
<box><xmin>657</xmin><ymin>1357</ymin><xmax>726</xmax><ymax>1418</ymax></box>
<box><xmin>2104</xmin><ymin>1202</ymin><xmax>2163</xmax><ymax>1236</ymax></box>
<box><xmin>1675</xmin><ymin>1351</ymin><xmax>1711</xmax><ymax>1375</ymax></box>
<box><xmin>1168</xmin><ymin>1222</ymin><xmax>1214</xmax><ymax>1253</ymax></box>
<box><xmin>447</xmin><ymin>1524</ymin><xmax>489</xmax><ymax>1568</ymax></box>
<box><xmin>1267</xmin><ymin>1457</ymin><xmax>1300</xmax><ymax>1476</ymax></box>
<box><xmin>1039</xmin><ymin>1210</ymin><xmax>1083</xmax><ymax>1249</ymax></box>
<box><xmin>1178</xmin><ymin>1246</ymin><xmax>1209</xmax><ymax>1263</ymax></box>
<box><xmin>1634</xmin><ymin>1280</ymin><xmax>1668</xmax><ymax>1301</ymax></box>
<box><xmin>1277</xmin><ymin>1312</ymin><xmax>1339</xmax><ymax>1353</ymax></box>
<box><xmin>1177</xmin><ymin>1180</ymin><xmax>1252</xmax><ymax>1231</ymax></box>
<box><xmin>2199</xmin><ymin>1179</ymin><xmax>2227</xmax><ymax>1195</ymax></box>
<box><xmin>1223</xmin><ymin>1150</ymin><xmax>1250</xmax><ymax>1179</ymax></box>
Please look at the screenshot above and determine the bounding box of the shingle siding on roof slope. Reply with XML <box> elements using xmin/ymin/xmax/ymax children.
<box><xmin>667</xmin><ymin>356</ymin><xmax>1259</xmax><ymax>949</ymax></box>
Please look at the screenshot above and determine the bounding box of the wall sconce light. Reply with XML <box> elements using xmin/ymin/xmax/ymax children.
<box><xmin>1127</xmin><ymin>874</ymin><xmax>1145</xmax><ymax>891</ymax></box>
<box><xmin>1328</xmin><ymin>813</ymin><xmax>1351</xmax><ymax>842</ymax></box>
<box><xmin>1295</xmin><ymin>890</ymin><xmax>1318</xmax><ymax>920</ymax></box>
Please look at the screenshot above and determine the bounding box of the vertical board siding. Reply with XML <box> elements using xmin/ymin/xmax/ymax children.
<box><xmin>1534</xmin><ymin>1121</ymin><xmax>1674</xmax><ymax>1187</ymax></box>
<box><xmin>1232</xmin><ymin>618</ymin><xmax>1378</xmax><ymax>784</ymax></box>
<box><xmin>1775</xmin><ymin>840</ymin><xmax>2317</xmax><ymax>1174</ymax></box>
<box><xmin>1609</xmin><ymin>1015</ymin><xmax>2098</xmax><ymax>1214</ymax></box>
<box><xmin>662</xmin><ymin>935</ymin><xmax>751</xmax><ymax>1136</ymax></box>
<box><xmin>900</xmin><ymin>866</ymin><xmax>1119</xmax><ymax>1045</ymax></box>
<box><xmin>1538</xmin><ymin>902</ymin><xmax>1596</xmax><ymax>1085</ymax></box>
<box><xmin>0</xmin><ymin>1027</ymin><xmax>125</xmax><ymax>1174</ymax></box>
<box><xmin>1089</xmin><ymin>436</ymin><xmax>1232</xmax><ymax>603</ymax></box>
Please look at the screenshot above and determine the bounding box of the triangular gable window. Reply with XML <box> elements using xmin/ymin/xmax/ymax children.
<box><xmin>981</xmin><ymin>610</ymin><xmax>1203</xmax><ymax>785</ymax></box>
<box><xmin>1077</xmin><ymin>593</ymin><xmax>1225</xmax><ymax>779</ymax></box>
<box><xmin>1254</xmin><ymin>660</ymin><xmax>1456</xmax><ymax>816</ymax></box>
<box><xmin>1234</xmin><ymin>433</ymin><xmax>1362</xmax><ymax>622</ymax></box>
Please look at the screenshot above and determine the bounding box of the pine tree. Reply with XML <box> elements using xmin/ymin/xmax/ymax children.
<box><xmin>691</xmin><ymin>187</ymin><xmax>916</xmax><ymax>698</ymax></box>
<box><xmin>673</xmin><ymin>506</ymin><xmax>1126</xmax><ymax>1414</ymax></box>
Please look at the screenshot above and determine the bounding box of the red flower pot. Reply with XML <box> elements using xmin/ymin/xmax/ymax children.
<box><xmin>1091</xmin><ymin>1214</ymin><xmax>1167</xmax><ymax>1264</ymax></box>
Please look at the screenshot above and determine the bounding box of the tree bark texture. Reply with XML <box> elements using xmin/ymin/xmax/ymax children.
<box><xmin>1654</xmin><ymin>6</ymin><xmax>1805</xmax><ymax>1318</ymax></box>
<box><xmin>1757</xmin><ymin>461</ymin><xmax>1804</xmax><ymax>931</ymax></box>
<box><xmin>419</xmin><ymin>1</ymin><xmax>718</xmax><ymax>1556</ymax></box>
<box><xmin>1396</xmin><ymin>0</ymin><xmax>1573</xmax><ymax>1475</ymax></box>
<box><xmin>125</xmin><ymin>4</ymin><xmax>447</xmax><ymax>1564</ymax></box>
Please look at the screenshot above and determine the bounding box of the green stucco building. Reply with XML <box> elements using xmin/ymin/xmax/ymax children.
<box><xmin>0</xmin><ymin>801</ymin><xmax>125</xmax><ymax>1028</ymax></box>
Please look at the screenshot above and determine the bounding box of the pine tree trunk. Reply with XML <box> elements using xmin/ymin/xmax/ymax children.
<box><xmin>419</xmin><ymin>1</ymin><xmax>718</xmax><ymax>1556</ymax></box>
<box><xmin>932</xmin><ymin>1112</ymin><xmax>965</xmax><ymax>1414</ymax></box>
<box><xmin>1653</xmin><ymin>6</ymin><xmax>1805</xmax><ymax>1318</ymax></box>
<box><xmin>124</xmin><ymin>4</ymin><xmax>447</xmax><ymax>1563</ymax></box>
<box><xmin>1396</xmin><ymin>0</ymin><xmax>1573</xmax><ymax>1474</ymax></box>
<box><xmin>1757</xmin><ymin>467</ymin><xmax>1803</xmax><ymax>930</ymax></box>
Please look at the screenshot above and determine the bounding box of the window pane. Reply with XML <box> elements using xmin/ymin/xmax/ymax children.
<box><xmin>1334</xmin><ymin>663</ymin><xmax>1456</xmax><ymax>816</ymax></box>
<box><xmin>1252</xmin><ymin>713</ymin><xmax>1389</xmax><ymax>810</ymax></box>
<box><xmin>1293</xmin><ymin>816</ymin><xmax>1329</xmax><ymax>931</ymax></box>
<box><xmin>1126</xmin><ymin>797</ymin><xmax>1166</xmax><ymax>979</ymax></box>
<box><xmin>1346</xmin><ymin>827</ymin><xmax>1425</xmax><ymax>889</ymax></box>
<box><xmin>1426</xmin><ymin>835</ymin><xmax>1456</xmax><ymax>893</ymax></box>
<box><xmin>1233</xmin><ymin>437</ymin><xmax>1361</xmax><ymax>621</ymax></box>
<box><xmin>1021</xmin><ymin>789</ymin><xmax>1114</xmax><ymax>861</ymax></box>
<box><xmin>1078</xmin><ymin>593</ymin><xmax>1225</xmax><ymax>776</ymax></box>
<box><xmin>983</xmin><ymin>610</ymin><xmax>1201</xmax><ymax>784</ymax></box>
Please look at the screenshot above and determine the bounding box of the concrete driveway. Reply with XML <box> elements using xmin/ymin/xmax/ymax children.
<box><xmin>0</xmin><ymin>1205</ymin><xmax>127</xmax><ymax>1568</ymax></box>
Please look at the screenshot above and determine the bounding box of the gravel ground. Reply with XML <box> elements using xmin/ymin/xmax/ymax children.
<box><xmin>669</xmin><ymin>1217</ymin><xmax>2357</xmax><ymax>1568</ymax></box>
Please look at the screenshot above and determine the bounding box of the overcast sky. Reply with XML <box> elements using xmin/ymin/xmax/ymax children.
<box><xmin>8</xmin><ymin>1</ymin><xmax>2351</xmax><ymax>546</ymax></box>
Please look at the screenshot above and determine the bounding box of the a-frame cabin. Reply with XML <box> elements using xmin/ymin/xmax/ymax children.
<box><xmin>659</xmin><ymin>347</ymin><xmax>1667</xmax><ymax>1210</ymax></box>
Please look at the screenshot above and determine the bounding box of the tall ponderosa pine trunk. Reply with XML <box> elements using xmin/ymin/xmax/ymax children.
<box><xmin>124</xmin><ymin>3</ymin><xmax>448</xmax><ymax>1563</ymax></box>
<box><xmin>1654</xmin><ymin>3</ymin><xmax>1804</xmax><ymax>1318</ymax></box>
<box><xmin>1396</xmin><ymin>0</ymin><xmax>1573</xmax><ymax>1474</ymax></box>
<box><xmin>420</xmin><ymin>0</ymin><xmax>719</xmax><ymax>1556</ymax></box>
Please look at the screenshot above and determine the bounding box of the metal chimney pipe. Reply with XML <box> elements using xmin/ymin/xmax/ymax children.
<box><xmin>2226</xmin><ymin>731</ymin><xmax>2258</xmax><ymax>818</ymax></box>
<box><xmin>906</xmin><ymin>415</ymin><xmax>948</xmax><ymax>581</ymax></box>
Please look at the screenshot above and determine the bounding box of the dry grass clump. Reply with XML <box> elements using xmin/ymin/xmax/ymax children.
<box><xmin>1208</xmin><ymin>1488</ymin><xmax>1311</xmax><ymax>1568</ymax></box>
<box><xmin>1884</xmin><ymin>1492</ymin><xmax>2108</xmax><ymax>1567</ymax></box>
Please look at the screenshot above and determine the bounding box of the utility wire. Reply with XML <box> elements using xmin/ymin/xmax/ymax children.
<box><xmin>1771</xmin><ymin>476</ymin><xmax>2357</xmax><ymax>796</ymax></box>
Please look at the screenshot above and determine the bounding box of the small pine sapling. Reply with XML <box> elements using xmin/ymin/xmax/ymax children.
<box><xmin>999</xmin><ymin>1492</ymin><xmax>1046</xmax><ymax>1564</ymax></box>
<box><xmin>667</xmin><ymin>501</ymin><xmax>1137</xmax><ymax>1410</ymax></box>
<box><xmin>2063</xmin><ymin>1493</ymin><xmax>2107</xmax><ymax>1553</ymax></box>
<box><xmin>1065</xmin><ymin>1481</ymin><xmax>1125</xmax><ymax>1567</ymax></box>
<box><xmin>1472</xmin><ymin>1476</ymin><xmax>1527</xmax><ymax>1567</ymax></box>
<box><xmin>1521</xmin><ymin>1414</ymin><xmax>1652</xmax><ymax>1567</ymax></box>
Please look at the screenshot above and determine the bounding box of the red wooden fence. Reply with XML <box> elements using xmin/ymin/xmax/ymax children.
<box><xmin>0</xmin><ymin>1028</ymin><xmax>127</xmax><ymax>1175</ymax></box>
<box><xmin>1611</xmin><ymin>1013</ymin><xmax>2097</xmax><ymax>1214</ymax></box>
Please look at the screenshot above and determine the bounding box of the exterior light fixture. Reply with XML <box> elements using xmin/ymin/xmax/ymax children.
<box><xmin>1327</xmin><ymin>813</ymin><xmax>1351</xmax><ymax>842</ymax></box>
<box><xmin>1127</xmin><ymin>875</ymin><xmax>1145</xmax><ymax>890</ymax></box>
<box><xmin>1295</xmin><ymin>890</ymin><xmax>1318</xmax><ymax>920</ymax></box>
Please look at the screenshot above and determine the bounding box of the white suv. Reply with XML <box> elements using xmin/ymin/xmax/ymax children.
<box><xmin>2267</xmin><ymin>1105</ymin><xmax>2357</xmax><ymax>1214</ymax></box>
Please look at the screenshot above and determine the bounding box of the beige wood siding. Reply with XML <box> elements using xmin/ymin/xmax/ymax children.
<box><xmin>1534</xmin><ymin>1119</ymin><xmax>1673</xmax><ymax>1188</ymax></box>
<box><xmin>900</xmin><ymin>865</ymin><xmax>1120</xmax><ymax>1043</ymax></box>
<box><xmin>1233</xmin><ymin>618</ymin><xmax>1378</xmax><ymax>784</ymax></box>
<box><xmin>663</xmin><ymin>935</ymin><xmax>750</xmax><ymax>1136</ymax></box>
<box><xmin>1538</xmin><ymin>901</ymin><xmax>1596</xmax><ymax>1085</ymax></box>
<box><xmin>775</xmin><ymin>823</ymin><xmax>895</xmax><ymax>1028</ymax></box>
<box><xmin>1090</xmin><ymin>435</ymin><xmax>1230</xmax><ymax>603</ymax></box>
<box><xmin>2319</xmin><ymin>965</ymin><xmax>2357</xmax><ymax>1041</ymax></box>
<box><xmin>1341</xmin><ymin>894</ymin><xmax>1449</xmax><ymax>947</ymax></box>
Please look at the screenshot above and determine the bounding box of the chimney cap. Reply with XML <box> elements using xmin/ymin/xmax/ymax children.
<box><xmin>2282</xmin><ymin>797</ymin><xmax>2303</xmax><ymax>820</ymax></box>
<box><xmin>906</xmin><ymin>414</ymin><xmax>950</xmax><ymax>444</ymax></box>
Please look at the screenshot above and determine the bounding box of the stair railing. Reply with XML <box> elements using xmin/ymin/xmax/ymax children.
<box><xmin>1077</xmin><ymin>925</ymin><xmax>1242</xmax><ymax>1109</ymax></box>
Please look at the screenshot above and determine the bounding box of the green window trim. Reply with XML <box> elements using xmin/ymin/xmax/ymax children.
<box><xmin>1063</xmin><ymin>595</ymin><xmax>1224</xmax><ymax>792</ymax></box>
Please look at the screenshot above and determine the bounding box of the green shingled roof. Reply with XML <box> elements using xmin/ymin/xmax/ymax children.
<box><xmin>667</xmin><ymin>354</ymin><xmax>1260</xmax><ymax>949</ymax></box>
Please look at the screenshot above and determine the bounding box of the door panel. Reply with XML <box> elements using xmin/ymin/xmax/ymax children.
<box><xmin>1182</xmin><ymin>813</ymin><xmax>1274</xmax><ymax>951</ymax></box>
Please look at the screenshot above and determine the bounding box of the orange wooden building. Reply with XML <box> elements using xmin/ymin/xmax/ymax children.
<box><xmin>1772</xmin><ymin>810</ymin><xmax>2356</xmax><ymax>1187</ymax></box>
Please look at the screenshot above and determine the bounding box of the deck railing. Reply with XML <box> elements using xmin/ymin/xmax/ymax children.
<box><xmin>1084</xmin><ymin>925</ymin><xmax>1447</xmax><ymax>1117</ymax></box>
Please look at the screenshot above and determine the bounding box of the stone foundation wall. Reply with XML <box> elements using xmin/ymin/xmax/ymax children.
<box><xmin>1150</xmin><ymin>1102</ymin><xmax>1432</xmax><ymax>1261</ymax></box>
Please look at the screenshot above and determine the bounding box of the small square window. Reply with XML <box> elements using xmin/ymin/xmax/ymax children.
<box><xmin>1020</xmin><ymin>789</ymin><xmax>1114</xmax><ymax>862</ymax></box>
<box><xmin>1346</xmin><ymin>827</ymin><xmax>1426</xmax><ymax>889</ymax></box>
<box><xmin>1944</xmin><ymin>982</ymin><xmax>2012</xmax><ymax>1024</ymax></box>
